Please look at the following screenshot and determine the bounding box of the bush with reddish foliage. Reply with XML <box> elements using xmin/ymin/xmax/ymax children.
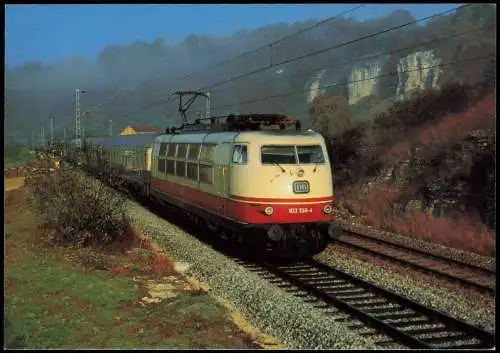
<box><xmin>392</xmin><ymin>212</ymin><xmax>495</xmax><ymax>256</ymax></box>
<box><xmin>341</xmin><ymin>183</ymin><xmax>495</xmax><ymax>256</ymax></box>
<box><xmin>325</xmin><ymin>78</ymin><xmax>496</xmax><ymax>256</ymax></box>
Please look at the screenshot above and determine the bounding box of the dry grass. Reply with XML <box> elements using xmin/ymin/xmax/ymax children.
<box><xmin>6</xmin><ymin>177</ymin><xmax>27</xmax><ymax>192</ymax></box>
<box><xmin>382</xmin><ymin>92</ymin><xmax>495</xmax><ymax>162</ymax></box>
<box><xmin>339</xmin><ymin>183</ymin><xmax>495</xmax><ymax>256</ymax></box>
<box><xmin>5</xmin><ymin>181</ymin><xmax>255</xmax><ymax>349</ymax></box>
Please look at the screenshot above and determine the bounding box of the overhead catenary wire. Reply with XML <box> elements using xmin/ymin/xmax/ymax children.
<box><xmin>213</xmin><ymin>23</ymin><xmax>494</xmax><ymax>93</ymax></box>
<box><xmin>170</xmin><ymin>5</ymin><xmax>366</xmax><ymax>82</ymax></box>
<box><xmin>213</xmin><ymin>54</ymin><xmax>495</xmax><ymax>112</ymax></box>
<box><xmin>118</xmin><ymin>4</ymin><xmax>474</xmax><ymax>120</ymax></box>
<box><xmin>93</xmin><ymin>5</ymin><xmax>366</xmax><ymax>114</ymax></box>
<box><xmin>195</xmin><ymin>4</ymin><xmax>468</xmax><ymax>93</ymax></box>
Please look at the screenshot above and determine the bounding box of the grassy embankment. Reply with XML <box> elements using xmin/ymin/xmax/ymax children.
<box><xmin>4</xmin><ymin>173</ymin><xmax>258</xmax><ymax>349</ymax></box>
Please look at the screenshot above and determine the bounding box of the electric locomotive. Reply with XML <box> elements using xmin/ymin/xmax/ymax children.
<box><xmin>81</xmin><ymin>92</ymin><xmax>342</xmax><ymax>258</ymax></box>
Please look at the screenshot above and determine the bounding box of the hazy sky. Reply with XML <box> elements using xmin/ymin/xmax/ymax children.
<box><xmin>5</xmin><ymin>4</ymin><xmax>460</xmax><ymax>68</ymax></box>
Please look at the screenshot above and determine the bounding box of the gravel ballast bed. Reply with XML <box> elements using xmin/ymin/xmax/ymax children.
<box><xmin>315</xmin><ymin>250</ymin><xmax>495</xmax><ymax>332</ymax></box>
<box><xmin>125</xmin><ymin>200</ymin><xmax>380</xmax><ymax>349</ymax></box>
<box><xmin>334</xmin><ymin>217</ymin><xmax>495</xmax><ymax>272</ymax></box>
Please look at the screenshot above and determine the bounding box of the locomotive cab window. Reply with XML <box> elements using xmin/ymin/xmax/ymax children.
<box><xmin>297</xmin><ymin>145</ymin><xmax>325</xmax><ymax>164</ymax></box>
<box><xmin>232</xmin><ymin>144</ymin><xmax>248</xmax><ymax>164</ymax></box>
<box><xmin>261</xmin><ymin>145</ymin><xmax>325</xmax><ymax>165</ymax></box>
<box><xmin>261</xmin><ymin>146</ymin><xmax>297</xmax><ymax>164</ymax></box>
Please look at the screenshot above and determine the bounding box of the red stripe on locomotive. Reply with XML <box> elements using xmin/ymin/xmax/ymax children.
<box><xmin>151</xmin><ymin>177</ymin><xmax>333</xmax><ymax>224</ymax></box>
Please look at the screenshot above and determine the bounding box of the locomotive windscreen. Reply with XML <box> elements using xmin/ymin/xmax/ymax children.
<box><xmin>261</xmin><ymin>145</ymin><xmax>325</xmax><ymax>164</ymax></box>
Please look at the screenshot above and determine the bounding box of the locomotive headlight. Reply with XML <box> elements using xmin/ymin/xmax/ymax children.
<box><xmin>264</xmin><ymin>206</ymin><xmax>274</xmax><ymax>216</ymax></box>
<box><xmin>323</xmin><ymin>204</ymin><xmax>333</xmax><ymax>214</ymax></box>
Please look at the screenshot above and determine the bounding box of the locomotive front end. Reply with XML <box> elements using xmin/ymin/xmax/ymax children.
<box><xmin>229</xmin><ymin>130</ymin><xmax>339</xmax><ymax>256</ymax></box>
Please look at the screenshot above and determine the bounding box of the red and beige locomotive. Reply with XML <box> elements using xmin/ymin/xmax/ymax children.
<box><xmin>82</xmin><ymin>93</ymin><xmax>341</xmax><ymax>257</ymax></box>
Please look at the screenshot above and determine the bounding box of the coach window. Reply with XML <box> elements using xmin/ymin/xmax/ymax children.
<box><xmin>232</xmin><ymin>144</ymin><xmax>248</xmax><ymax>164</ymax></box>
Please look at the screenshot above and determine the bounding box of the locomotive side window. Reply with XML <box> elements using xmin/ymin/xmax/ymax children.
<box><xmin>200</xmin><ymin>144</ymin><xmax>216</xmax><ymax>162</ymax></box>
<box><xmin>166</xmin><ymin>160</ymin><xmax>175</xmax><ymax>174</ymax></box>
<box><xmin>159</xmin><ymin>143</ymin><xmax>168</xmax><ymax>156</ymax></box>
<box><xmin>166</xmin><ymin>143</ymin><xmax>175</xmax><ymax>175</ymax></box>
<box><xmin>176</xmin><ymin>161</ymin><xmax>186</xmax><ymax>177</ymax></box>
<box><xmin>232</xmin><ymin>145</ymin><xmax>248</xmax><ymax>164</ymax></box>
<box><xmin>199</xmin><ymin>143</ymin><xmax>215</xmax><ymax>184</ymax></box>
<box><xmin>158</xmin><ymin>159</ymin><xmax>166</xmax><ymax>173</ymax></box>
<box><xmin>297</xmin><ymin>145</ymin><xmax>325</xmax><ymax>164</ymax></box>
<box><xmin>186</xmin><ymin>144</ymin><xmax>200</xmax><ymax>180</ymax></box>
<box><xmin>187</xmin><ymin>162</ymin><xmax>198</xmax><ymax>180</ymax></box>
<box><xmin>261</xmin><ymin>146</ymin><xmax>297</xmax><ymax>164</ymax></box>
<box><xmin>188</xmin><ymin>144</ymin><xmax>201</xmax><ymax>161</ymax></box>
<box><xmin>176</xmin><ymin>143</ymin><xmax>188</xmax><ymax>159</ymax></box>
<box><xmin>167</xmin><ymin>143</ymin><xmax>176</xmax><ymax>157</ymax></box>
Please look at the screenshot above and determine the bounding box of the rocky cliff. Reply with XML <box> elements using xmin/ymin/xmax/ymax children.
<box><xmin>305</xmin><ymin>49</ymin><xmax>444</xmax><ymax>108</ymax></box>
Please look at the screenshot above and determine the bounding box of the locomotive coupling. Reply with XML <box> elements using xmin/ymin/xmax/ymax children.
<box><xmin>267</xmin><ymin>224</ymin><xmax>284</xmax><ymax>242</ymax></box>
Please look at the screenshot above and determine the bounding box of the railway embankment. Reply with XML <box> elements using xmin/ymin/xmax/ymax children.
<box><xmin>4</xmin><ymin>165</ymin><xmax>262</xmax><ymax>349</ymax></box>
<box><xmin>6</xmin><ymin>158</ymin><xmax>494</xmax><ymax>349</ymax></box>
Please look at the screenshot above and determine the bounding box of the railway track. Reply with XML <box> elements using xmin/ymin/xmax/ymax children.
<box><xmin>334</xmin><ymin>231</ymin><xmax>496</xmax><ymax>295</ymax></box>
<box><xmin>241</xmin><ymin>258</ymin><xmax>495</xmax><ymax>349</ymax></box>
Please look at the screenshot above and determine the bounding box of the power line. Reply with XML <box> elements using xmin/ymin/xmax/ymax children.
<box><xmin>180</xmin><ymin>5</ymin><xmax>367</xmax><ymax>81</ymax></box>
<box><xmin>118</xmin><ymin>4</ymin><xmax>482</xmax><ymax>121</ymax></box>
<box><xmin>215</xmin><ymin>23</ymin><xmax>494</xmax><ymax>94</ymax></box>
<box><xmin>94</xmin><ymin>5</ymin><xmax>366</xmax><ymax>114</ymax></box>
<box><xmin>118</xmin><ymin>4</ymin><xmax>469</xmax><ymax>120</ymax></box>
<box><xmin>196</xmin><ymin>4</ymin><xmax>468</xmax><ymax>93</ymax></box>
<box><xmin>213</xmin><ymin>54</ymin><xmax>494</xmax><ymax>112</ymax></box>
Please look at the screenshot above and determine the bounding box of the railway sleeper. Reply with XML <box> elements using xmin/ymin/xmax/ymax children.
<box><xmin>418</xmin><ymin>331</ymin><xmax>469</xmax><ymax>343</ymax></box>
<box><xmin>372</xmin><ymin>310</ymin><xmax>421</xmax><ymax>320</ymax></box>
<box><xmin>326</xmin><ymin>287</ymin><xmax>365</xmax><ymax>295</ymax></box>
<box><xmin>345</xmin><ymin>297</ymin><xmax>389</xmax><ymax>306</ymax></box>
<box><xmin>356</xmin><ymin>304</ymin><xmax>403</xmax><ymax>314</ymax></box>
<box><xmin>430</xmin><ymin>338</ymin><xmax>484</xmax><ymax>349</ymax></box>
<box><xmin>398</xmin><ymin>324</ymin><xmax>448</xmax><ymax>335</ymax></box>
<box><xmin>334</xmin><ymin>292</ymin><xmax>375</xmax><ymax>300</ymax></box>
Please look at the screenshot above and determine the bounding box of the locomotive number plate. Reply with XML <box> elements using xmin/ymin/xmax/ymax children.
<box><xmin>293</xmin><ymin>181</ymin><xmax>310</xmax><ymax>194</ymax></box>
<box><xmin>289</xmin><ymin>207</ymin><xmax>313</xmax><ymax>214</ymax></box>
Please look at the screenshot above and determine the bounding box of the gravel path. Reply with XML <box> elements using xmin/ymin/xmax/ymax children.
<box><xmin>315</xmin><ymin>248</ymin><xmax>495</xmax><ymax>333</ymax></box>
<box><xmin>125</xmin><ymin>199</ymin><xmax>381</xmax><ymax>349</ymax></box>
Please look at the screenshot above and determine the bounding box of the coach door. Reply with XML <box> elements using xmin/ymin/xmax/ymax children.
<box><xmin>214</xmin><ymin>142</ymin><xmax>232</xmax><ymax>216</ymax></box>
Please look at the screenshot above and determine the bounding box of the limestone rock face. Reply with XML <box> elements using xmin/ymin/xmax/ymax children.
<box><xmin>304</xmin><ymin>49</ymin><xmax>443</xmax><ymax>107</ymax></box>
<box><xmin>348</xmin><ymin>57</ymin><xmax>387</xmax><ymax>105</ymax></box>
<box><xmin>396</xmin><ymin>50</ymin><xmax>442</xmax><ymax>101</ymax></box>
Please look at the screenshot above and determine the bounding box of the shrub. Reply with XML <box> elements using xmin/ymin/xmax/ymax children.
<box><xmin>26</xmin><ymin>161</ymin><xmax>131</xmax><ymax>248</ymax></box>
